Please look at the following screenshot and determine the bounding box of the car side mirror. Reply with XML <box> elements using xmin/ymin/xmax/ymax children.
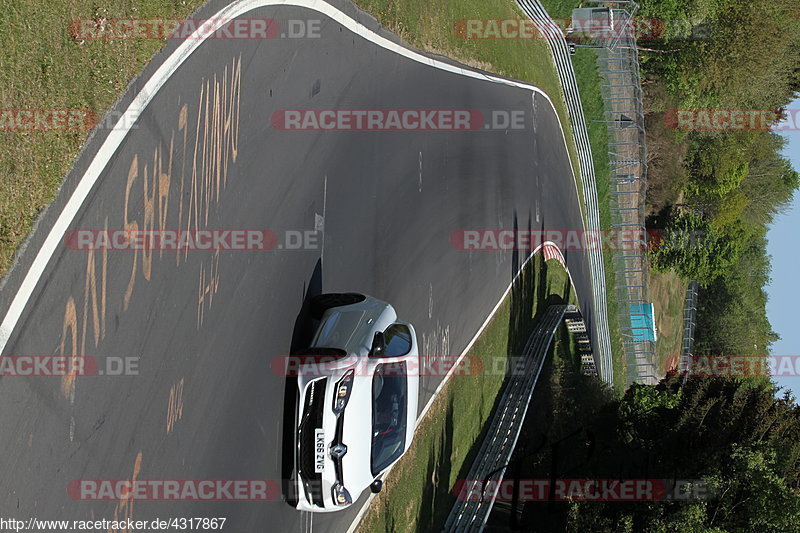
<box><xmin>370</xmin><ymin>480</ymin><xmax>383</xmax><ymax>494</ymax></box>
<box><xmin>370</xmin><ymin>331</ymin><xmax>386</xmax><ymax>356</ymax></box>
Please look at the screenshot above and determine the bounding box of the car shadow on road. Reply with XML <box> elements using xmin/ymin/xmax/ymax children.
<box><xmin>281</xmin><ymin>259</ymin><xmax>323</xmax><ymax>507</ymax></box>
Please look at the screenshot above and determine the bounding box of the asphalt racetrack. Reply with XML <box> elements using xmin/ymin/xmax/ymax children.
<box><xmin>0</xmin><ymin>1</ymin><xmax>594</xmax><ymax>530</ymax></box>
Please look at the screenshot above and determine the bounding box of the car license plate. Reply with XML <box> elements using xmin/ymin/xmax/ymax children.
<box><xmin>314</xmin><ymin>429</ymin><xmax>325</xmax><ymax>473</ymax></box>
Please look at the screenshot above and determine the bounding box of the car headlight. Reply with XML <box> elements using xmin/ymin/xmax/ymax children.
<box><xmin>331</xmin><ymin>482</ymin><xmax>352</xmax><ymax>506</ymax></box>
<box><xmin>332</xmin><ymin>370</ymin><xmax>354</xmax><ymax>415</ymax></box>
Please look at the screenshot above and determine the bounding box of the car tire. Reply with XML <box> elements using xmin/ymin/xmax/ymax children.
<box><xmin>309</xmin><ymin>293</ymin><xmax>366</xmax><ymax>320</ymax></box>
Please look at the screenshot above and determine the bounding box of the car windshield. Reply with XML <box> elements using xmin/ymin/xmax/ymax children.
<box><xmin>383</xmin><ymin>324</ymin><xmax>412</xmax><ymax>356</ymax></box>
<box><xmin>371</xmin><ymin>362</ymin><xmax>407</xmax><ymax>476</ymax></box>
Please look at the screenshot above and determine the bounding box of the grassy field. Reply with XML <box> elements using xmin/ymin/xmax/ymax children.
<box><xmin>360</xmin><ymin>253</ymin><xmax>579</xmax><ymax>532</ymax></box>
<box><xmin>534</xmin><ymin>0</ymin><xmax>581</xmax><ymax>20</ymax></box>
<box><xmin>567</xmin><ymin>41</ymin><xmax>686</xmax><ymax>387</ymax></box>
<box><xmin>0</xmin><ymin>0</ymin><xmax>208</xmax><ymax>276</ymax></box>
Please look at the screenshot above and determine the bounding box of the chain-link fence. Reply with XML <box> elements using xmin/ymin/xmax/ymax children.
<box><xmin>578</xmin><ymin>1</ymin><xmax>657</xmax><ymax>385</ymax></box>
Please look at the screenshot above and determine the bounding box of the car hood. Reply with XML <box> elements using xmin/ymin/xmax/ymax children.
<box><xmin>337</xmin><ymin>374</ymin><xmax>377</xmax><ymax>494</ymax></box>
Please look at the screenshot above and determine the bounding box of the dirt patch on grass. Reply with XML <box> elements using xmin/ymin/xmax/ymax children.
<box><xmin>649</xmin><ymin>270</ymin><xmax>685</xmax><ymax>374</ymax></box>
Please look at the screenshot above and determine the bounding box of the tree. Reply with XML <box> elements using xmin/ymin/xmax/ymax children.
<box><xmin>520</xmin><ymin>377</ymin><xmax>800</xmax><ymax>531</ymax></box>
<box><xmin>638</xmin><ymin>0</ymin><xmax>800</xmax><ymax>109</ymax></box>
<box><xmin>649</xmin><ymin>213</ymin><xmax>745</xmax><ymax>285</ymax></box>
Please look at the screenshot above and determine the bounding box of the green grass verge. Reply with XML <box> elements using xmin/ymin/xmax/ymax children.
<box><xmin>0</xmin><ymin>0</ymin><xmax>207</xmax><ymax>276</ymax></box>
<box><xmin>360</xmin><ymin>254</ymin><xmax>579</xmax><ymax>532</ymax></box>
<box><xmin>533</xmin><ymin>0</ymin><xmax>579</xmax><ymax>20</ymax></box>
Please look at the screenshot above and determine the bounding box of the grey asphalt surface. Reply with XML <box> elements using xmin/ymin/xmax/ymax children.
<box><xmin>0</xmin><ymin>2</ymin><xmax>593</xmax><ymax>531</ymax></box>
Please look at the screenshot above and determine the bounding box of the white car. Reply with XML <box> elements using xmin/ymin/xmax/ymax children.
<box><xmin>292</xmin><ymin>293</ymin><xmax>419</xmax><ymax>512</ymax></box>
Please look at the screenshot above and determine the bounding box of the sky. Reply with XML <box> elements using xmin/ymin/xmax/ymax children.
<box><xmin>765</xmin><ymin>96</ymin><xmax>800</xmax><ymax>398</ymax></box>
